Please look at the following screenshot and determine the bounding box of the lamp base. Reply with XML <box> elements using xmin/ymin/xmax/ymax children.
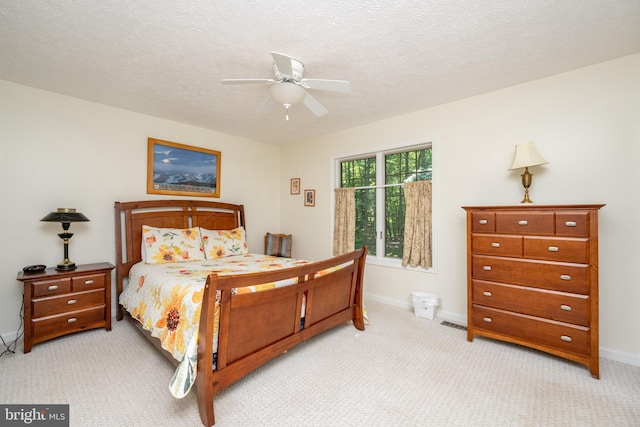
<box><xmin>56</xmin><ymin>261</ymin><xmax>77</xmax><ymax>271</ymax></box>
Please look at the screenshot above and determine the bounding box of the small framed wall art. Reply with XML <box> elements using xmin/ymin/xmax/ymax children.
<box><xmin>304</xmin><ymin>189</ymin><xmax>316</xmax><ymax>207</ymax></box>
<box><xmin>290</xmin><ymin>178</ymin><xmax>300</xmax><ymax>195</ymax></box>
<box><xmin>147</xmin><ymin>138</ymin><xmax>221</xmax><ymax>198</ymax></box>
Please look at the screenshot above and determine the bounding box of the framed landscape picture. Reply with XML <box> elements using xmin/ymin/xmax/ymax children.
<box><xmin>147</xmin><ymin>138</ymin><xmax>221</xmax><ymax>198</ymax></box>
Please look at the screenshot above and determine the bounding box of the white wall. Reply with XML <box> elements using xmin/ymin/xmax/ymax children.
<box><xmin>2</xmin><ymin>54</ymin><xmax>638</xmax><ymax>366</ymax></box>
<box><xmin>0</xmin><ymin>81</ymin><xmax>282</xmax><ymax>338</ymax></box>
<box><xmin>280</xmin><ymin>54</ymin><xmax>640</xmax><ymax>365</ymax></box>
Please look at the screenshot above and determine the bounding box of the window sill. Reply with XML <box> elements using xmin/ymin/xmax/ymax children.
<box><xmin>366</xmin><ymin>255</ymin><xmax>436</xmax><ymax>274</ymax></box>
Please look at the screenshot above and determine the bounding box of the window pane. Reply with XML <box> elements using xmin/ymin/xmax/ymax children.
<box><xmin>341</xmin><ymin>157</ymin><xmax>377</xmax><ymax>255</ymax></box>
<box><xmin>384</xmin><ymin>148</ymin><xmax>432</xmax><ymax>258</ymax></box>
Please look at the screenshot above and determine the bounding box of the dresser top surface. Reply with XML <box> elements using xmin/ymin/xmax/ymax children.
<box><xmin>462</xmin><ymin>204</ymin><xmax>605</xmax><ymax>211</ymax></box>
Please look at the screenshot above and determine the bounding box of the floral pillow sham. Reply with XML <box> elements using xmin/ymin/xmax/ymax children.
<box><xmin>142</xmin><ymin>226</ymin><xmax>205</xmax><ymax>264</ymax></box>
<box><xmin>200</xmin><ymin>226</ymin><xmax>249</xmax><ymax>259</ymax></box>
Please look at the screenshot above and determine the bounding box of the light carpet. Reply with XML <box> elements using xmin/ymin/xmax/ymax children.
<box><xmin>1</xmin><ymin>300</ymin><xmax>639</xmax><ymax>426</ymax></box>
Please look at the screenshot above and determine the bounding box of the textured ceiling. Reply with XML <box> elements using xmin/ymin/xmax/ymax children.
<box><xmin>1</xmin><ymin>1</ymin><xmax>639</xmax><ymax>145</ymax></box>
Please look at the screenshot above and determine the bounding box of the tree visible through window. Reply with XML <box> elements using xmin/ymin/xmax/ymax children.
<box><xmin>338</xmin><ymin>145</ymin><xmax>432</xmax><ymax>260</ymax></box>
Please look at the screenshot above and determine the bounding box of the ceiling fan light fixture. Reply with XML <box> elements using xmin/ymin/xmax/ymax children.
<box><xmin>270</xmin><ymin>82</ymin><xmax>306</xmax><ymax>106</ymax></box>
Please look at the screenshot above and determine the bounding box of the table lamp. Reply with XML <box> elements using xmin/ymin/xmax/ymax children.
<box><xmin>41</xmin><ymin>208</ymin><xmax>90</xmax><ymax>270</ymax></box>
<box><xmin>509</xmin><ymin>141</ymin><xmax>548</xmax><ymax>204</ymax></box>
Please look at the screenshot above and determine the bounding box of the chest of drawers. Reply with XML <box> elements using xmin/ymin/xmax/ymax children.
<box><xmin>17</xmin><ymin>262</ymin><xmax>114</xmax><ymax>353</ymax></box>
<box><xmin>462</xmin><ymin>205</ymin><xmax>604</xmax><ymax>378</ymax></box>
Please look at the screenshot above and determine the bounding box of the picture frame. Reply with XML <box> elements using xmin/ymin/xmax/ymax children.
<box><xmin>304</xmin><ymin>189</ymin><xmax>316</xmax><ymax>207</ymax></box>
<box><xmin>290</xmin><ymin>178</ymin><xmax>300</xmax><ymax>195</ymax></box>
<box><xmin>147</xmin><ymin>138</ymin><xmax>221</xmax><ymax>198</ymax></box>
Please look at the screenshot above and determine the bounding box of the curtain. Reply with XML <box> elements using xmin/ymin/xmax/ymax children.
<box><xmin>402</xmin><ymin>180</ymin><xmax>432</xmax><ymax>268</ymax></box>
<box><xmin>333</xmin><ymin>188</ymin><xmax>356</xmax><ymax>256</ymax></box>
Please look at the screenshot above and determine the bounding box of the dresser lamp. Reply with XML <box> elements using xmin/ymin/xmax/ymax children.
<box><xmin>40</xmin><ymin>208</ymin><xmax>90</xmax><ymax>271</ymax></box>
<box><xmin>509</xmin><ymin>141</ymin><xmax>548</xmax><ymax>204</ymax></box>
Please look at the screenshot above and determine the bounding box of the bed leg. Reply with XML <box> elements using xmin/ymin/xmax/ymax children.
<box><xmin>353</xmin><ymin>305</ymin><xmax>365</xmax><ymax>331</ymax></box>
<box><xmin>197</xmin><ymin>386</ymin><xmax>215</xmax><ymax>427</ymax></box>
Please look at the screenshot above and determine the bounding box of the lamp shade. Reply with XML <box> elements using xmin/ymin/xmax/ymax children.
<box><xmin>41</xmin><ymin>208</ymin><xmax>90</xmax><ymax>223</ymax></box>
<box><xmin>509</xmin><ymin>141</ymin><xmax>548</xmax><ymax>170</ymax></box>
<box><xmin>269</xmin><ymin>82</ymin><xmax>306</xmax><ymax>106</ymax></box>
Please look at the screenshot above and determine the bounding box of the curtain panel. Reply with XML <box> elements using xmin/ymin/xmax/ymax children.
<box><xmin>333</xmin><ymin>188</ymin><xmax>356</xmax><ymax>256</ymax></box>
<box><xmin>402</xmin><ymin>180</ymin><xmax>432</xmax><ymax>268</ymax></box>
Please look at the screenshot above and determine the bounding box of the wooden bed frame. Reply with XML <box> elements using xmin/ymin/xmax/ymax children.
<box><xmin>114</xmin><ymin>199</ymin><xmax>367</xmax><ymax>426</ymax></box>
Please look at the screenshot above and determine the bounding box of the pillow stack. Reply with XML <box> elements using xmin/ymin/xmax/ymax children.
<box><xmin>142</xmin><ymin>226</ymin><xmax>248</xmax><ymax>264</ymax></box>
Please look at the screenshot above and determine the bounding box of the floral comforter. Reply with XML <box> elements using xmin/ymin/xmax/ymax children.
<box><xmin>119</xmin><ymin>253</ymin><xmax>313</xmax><ymax>398</ymax></box>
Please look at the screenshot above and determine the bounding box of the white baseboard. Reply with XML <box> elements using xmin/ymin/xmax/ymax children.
<box><xmin>363</xmin><ymin>292</ymin><xmax>640</xmax><ymax>368</ymax></box>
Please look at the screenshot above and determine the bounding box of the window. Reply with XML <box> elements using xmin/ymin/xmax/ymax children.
<box><xmin>336</xmin><ymin>143</ymin><xmax>433</xmax><ymax>266</ymax></box>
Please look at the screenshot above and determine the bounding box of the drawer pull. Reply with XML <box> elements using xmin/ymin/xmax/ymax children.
<box><xmin>483</xmin><ymin>291</ymin><xmax>492</xmax><ymax>297</ymax></box>
<box><xmin>67</xmin><ymin>299</ymin><xmax>77</xmax><ymax>305</ymax></box>
<box><xmin>560</xmin><ymin>304</ymin><xmax>572</xmax><ymax>311</ymax></box>
<box><xmin>518</xmin><ymin>220</ymin><xmax>528</xmax><ymax>225</ymax></box>
<box><xmin>67</xmin><ymin>318</ymin><xmax>77</xmax><ymax>323</ymax></box>
<box><xmin>483</xmin><ymin>317</ymin><xmax>492</xmax><ymax>323</ymax></box>
<box><xmin>491</xmin><ymin>242</ymin><xmax>500</xmax><ymax>248</ymax></box>
<box><xmin>560</xmin><ymin>335</ymin><xmax>572</xmax><ymax>342</ymax></box>
<box><xmin>47</xmin><ymin>285</ymin><xmax>59</xmax><ymax>291</ymax></box>
<box><xmin>478</xmin><ymin>219</ymin><xmax>488</xmax><ymax>225</ymax></box>
<box><xmin>483</xmin><ymin>266</ymin><xmax>492</xmax><ymax>271</ymax></box>
<box><xmin>84</xmin><ymin>280</ymin><xmax>94</xmax><ymax>285</ymax></box>
<box><xmin>565</xmin><ymin>221</ymin><xmax>577</xmax><ymax>227</ymax></box>
<box><xmin>560</xmin><ymin>274</ymin><xmax>572</xmax><ymax>281</ymax></box>
<box><xmin>548</xmin><ymin>246</ymin><xmax>559</xmax><ymax>252</ymax></box>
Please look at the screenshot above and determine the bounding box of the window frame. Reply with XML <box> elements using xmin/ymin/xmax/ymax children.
<box><xmin>332</xmin><ymin>140</ymin><xmax>438</xmax><ymax>273</ymax></box>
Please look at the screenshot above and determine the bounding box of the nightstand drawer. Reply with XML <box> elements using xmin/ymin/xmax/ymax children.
<box><xmin>472</xmin><ymin>305</ymin><xmax>589</xmax><ymax>356</ymax></box>
<box><xmin>472</xmin><ymin>234</ymin><xmax>522</xmax><ymax>257</ymax></box>
<box><xmin>472</xmin><ymin>280</ymin><xmax>589</xmax><ymax>326</ymax></box>
<box><xmin>71</xmin><ymin>273</ymin><xmax>105</xmax><ymax>291</ymax></box>
<box><xmin>32</xmin><ymin>306</ymin><xmax>106</xmax><ymax>340</ymax></box>
<box><xmin>33</xmin><ymin>289</ymin><xmax>105</xmax><ymax>318</ymax></box>
<box><xmin>32</xmin><ymin>278</ymin><xmax>71</xmax><ymax>297</ymax></box>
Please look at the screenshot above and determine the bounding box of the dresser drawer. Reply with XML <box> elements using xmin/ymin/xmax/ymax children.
<box><xmin>31</xmin><ymin>306</ymin><xmax>106</xmax><ymax>340</ymax></box>
<box><xmin>556</xmin><ymin>211</ymin><xmax>590</xmax><ymax>237</ymax></box>
<box><xmin>471</xmin><ymin>211</ymin><xmax>495</xmax><ymax>233</ymax></box>
<box><xmin>472</xmin><ymin>234</ymin><xmax>522</xmax><ymax>257</ymax></box>
<box><xmin>472</xmin><ymin>305</ymin><xmax>589</xmax><ymax>356</ymax></box>
<box><xmin>71</xmin><ymin>273</ymin><xmax>106</xmax><ymax>291</ymax></box>
<box><xmin>33</xmin><ymin>289</ymin><xmax>105</xmax><ymax>318</ymax></box>
<box><xmin>524</xmin><ymin>236</ymin><xmax>589</xmax><ymax>263</ymax></box>
<box><xmin>472</xmin><ymin>255</ymin><xmax>589</xmax><ymax>294</ymax></box>
<box><xmin>472</xmin><ymin>280</ymin><xmax>589</xmax><ymax>326</ymax></box>
<box><xmin>496</xmin><ymin>211</ymin><xmax>555</xmax><ymax>235</ymax></box>
<box><xmin>32</xmin><ymin>278</ymin><xmax>72</xmax><ymax>297</ymax></box>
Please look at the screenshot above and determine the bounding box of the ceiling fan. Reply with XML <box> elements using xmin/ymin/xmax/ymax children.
<box><xmin>222</xmin><ymin>52</ymin><xmax>351</xmax><ymax>120</ymax></box>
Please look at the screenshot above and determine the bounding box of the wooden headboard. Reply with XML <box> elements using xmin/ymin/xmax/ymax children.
<box><xmin>114</xmin><ymin>199</ymin><xmax>245</xmax><ymax>317</ymax></box>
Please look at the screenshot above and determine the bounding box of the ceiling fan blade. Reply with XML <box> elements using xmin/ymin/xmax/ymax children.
<box><xmin>302</xmin><ymin>92</ymin><xmax>328</xmax><ymax>117</ymax></box>
<box><xmin>221</xmin><ymin>79</ymin><xmax>275</xmax><ymax>85</ymax></box>
<box><xmin>301</xmin><ymin>79</ymin><xmax>351</xmax><ymax>94</ymax></box>
<box><xmin>257</xmin><ymin>96</ymin><xmax>276</xmax><ymax>114</ymax></box>
<box><xmin>271</xmin><ymin>51</ymin><xmax>294</xmax><ymax>78</ymax></box>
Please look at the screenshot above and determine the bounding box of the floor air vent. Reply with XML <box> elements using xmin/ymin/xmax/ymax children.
<box><xmin>440</xmin><ymin>321</ymin><xmax>467</xmax><ymax>331</ymax></box>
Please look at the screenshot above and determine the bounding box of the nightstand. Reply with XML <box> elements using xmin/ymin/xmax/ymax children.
<box><xmin>17</xmin><ymin>262</ymin><xmax>114</xmax><ymax>353</ymax></box>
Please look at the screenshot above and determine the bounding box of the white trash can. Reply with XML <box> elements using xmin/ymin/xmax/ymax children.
<box><xmin>410</xmin><ymin>292</ymin><xmax>440</xmax><ymax>320</ymax></box>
